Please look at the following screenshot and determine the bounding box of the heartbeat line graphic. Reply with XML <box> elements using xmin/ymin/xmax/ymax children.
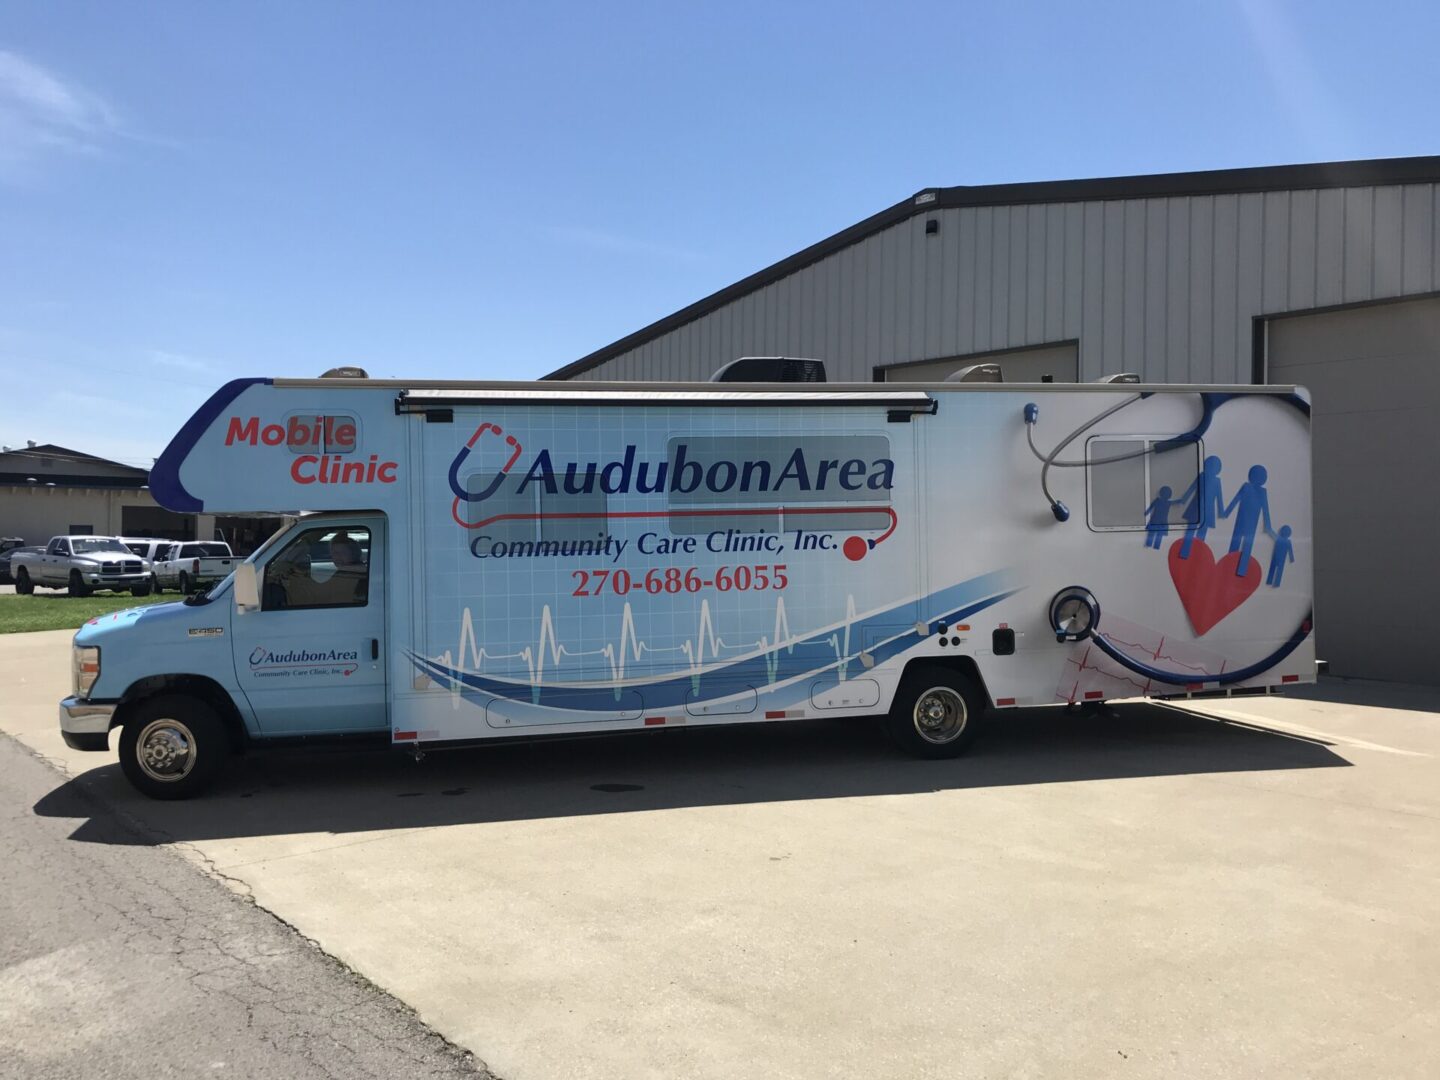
<box><xmin>1056</xmin><ymin>625</ymin><xmax>1230</xmax><ymax>704</ymax></box>
<box><xmin>1098</xmin><ymin>633</ymin><xmax>1211</xmax><ymax>673</ymax></box>
<box><xmin>433</xmin><ymin>593</ymin><xmax>867</xmax><ymax>688</ymax></box>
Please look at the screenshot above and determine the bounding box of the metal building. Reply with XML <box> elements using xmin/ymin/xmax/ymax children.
<box><xmin>549</xmin><ymin>157</ymin><xmax>1440</xmax><ymax>684</ymax></box>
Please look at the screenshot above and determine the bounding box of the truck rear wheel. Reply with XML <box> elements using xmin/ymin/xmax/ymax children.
<box><xmin>886</xmin><ymin>665</ymin><xmax>985</xmax><ymax>759</ymax></box>
<box><xmin>178</xmin><ymin>571</ymin><xmax>191</xmax><ymax>594</ymax></box>
<box><xmin>118</xmin><ymin>695</ymin><xmax>231</xmax><ymax>800</ymax></box>
<box><xmin>68</xmin><ymin>570</ymin><xmax>91</xmax><ymax>598</ymax></box>
<box><xmin>14</xmin><ymin>568</ymin><xmax>33</xmax><ymax>595</ymax></box>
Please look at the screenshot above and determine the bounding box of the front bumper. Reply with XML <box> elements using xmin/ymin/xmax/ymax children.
<box><xmin>59</xmin><ymin>696</ymin><xmax>115</xmax><ymax>751</ymax></box>
<box><xmin>84</xmin><ymin>572</ymin><xmax>148</xmax><ymax>586</ymax></box>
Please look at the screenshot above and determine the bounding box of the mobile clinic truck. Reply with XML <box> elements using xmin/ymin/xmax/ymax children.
<box><xmin>59</xmin><ymin>369</ymin><xmax>1316</xmax><ymax>798</ymax></box>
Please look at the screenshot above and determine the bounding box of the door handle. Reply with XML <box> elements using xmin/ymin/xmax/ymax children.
<box><xmin>370</xmin><ymin>638</ymin><xmax>379</xmax><ymax>661</ymax></box>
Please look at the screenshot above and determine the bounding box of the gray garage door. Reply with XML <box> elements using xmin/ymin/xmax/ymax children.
<box><xmin>1267</xmin><ymin>295</ymin><xmax>1440</xmax><ymax>684</ymax></box>
<box><xmin>881</xmin><ymin>342</ymin><xmax>1078</xmax><ymax>383</ymax></box>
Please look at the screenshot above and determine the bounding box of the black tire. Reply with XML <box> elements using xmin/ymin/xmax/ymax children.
<box><xmin>131</xmin><ymin>582</ymin><xmax>151</xmax><ymax>597</ymax></box>
<box><xmin>14</xmin><ymin>568</ymin><xmax>33</xmax><ymax>595</ymax></box>
<box><xmin>118</xmin><ymin>694</ymin><xmax>231</xmax><ymax>800</ymax></box>
<box><xmin>68</xmin><ymin>570</ymin><xmax>91</xmax><ymax>598</ymax></box>
<box><xmin>178</xmin><ymin>571</ymin><xmax>190</xmax><ymax>595</ymax></box>
<box><xmin>885</xmin><ymin>665</ymin><xmax>986</xmax><ymax>759</ymax></box>
<box><xmin>151</xmin><ymin>575</ymin><xmax>163</xmax><ymax>594</ymax></box>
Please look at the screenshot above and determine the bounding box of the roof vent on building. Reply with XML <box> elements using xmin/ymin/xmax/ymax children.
<box><xmin>709</xmin><ymin>356</ymin><xmax>827</xmax><ymax>383</ymax></box>
<box><xmin>1092</xmin><ymin>372</ymin><xmax>1141</xmax><ymax>384</ymax></box>
<box><xmin>945</xmin><ymin>363</ymin><xmax>1003</xmax><ymax>383</ymax></box>
<box><xmin>320</xmin><ymin>366</ymin><xmax>369</xmax><ymax>379</ymax></box>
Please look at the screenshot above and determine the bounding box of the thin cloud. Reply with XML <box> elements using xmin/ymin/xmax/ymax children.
<box><xmin>0</xmin><ymin>49</ymin><xmax>123</xmax><ymax>176</ymax></box>
<box><xmin>1234</xmin><ymin>0</ymin><xmax>1353</xmax><ymax>152</ymax></box>
<box><xmin>149</xmin><ymin>348</ymin><xmax>217</xmax><ymax>373</ymax></box>
<box><xmin>546</xmin><ymin>224</ymin><xmax>704</xmax><ymax>263</ymax></box>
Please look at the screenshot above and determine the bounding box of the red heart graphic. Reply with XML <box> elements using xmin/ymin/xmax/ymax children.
<box><xmin>1167</xmin><ymin>539</ymin><xmax>1259</xmax><ymax>635</ymax></box>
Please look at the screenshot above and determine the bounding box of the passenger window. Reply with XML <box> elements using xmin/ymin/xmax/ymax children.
<box><xmin>262</xmin><ymin>527</ymin><xmax>371</xmax><ymax>611</ymax></box>
<box><xmin>1087</xmin><ymin>438</ymin><xmax>1202</xmax><ymax>530</ymax></box>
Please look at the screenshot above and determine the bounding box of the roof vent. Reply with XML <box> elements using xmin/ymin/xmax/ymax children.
<box><xmin>710</xmin><ymin>356</ymin><xmax>827</xmax><ymax>383</ymax></box>
<box><xmin>320</xmin><ymin>366</ymin><xmax>369</xmax><ymax>379</ymax></box>
<box><xmin>1092</xmin><ymin>372</ymin><xmax>1141</xmax><ymax>384</ymax></box>
<box><xmin>945</xmin><ymin>363</ymin><xmax>1003</xmax><ymax>383</ymax></box>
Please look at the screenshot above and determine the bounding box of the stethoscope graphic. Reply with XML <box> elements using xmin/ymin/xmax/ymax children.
<box><xmin>449</xmin><ymin>423</ymin><xmax>523</xmax><ymax>526</ymax></box>
<box><xmin>1030</xmin><ymin>391</ymin><xmax>1314</xmax><ymax>687</ymax></box>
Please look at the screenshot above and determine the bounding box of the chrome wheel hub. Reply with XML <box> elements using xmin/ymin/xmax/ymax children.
<box><xmin>912</xmin><ymin>687</ymin><xmax>967</xmax><ymax>744</ymax></box>
<box><xmin>136</xmin><ymin>719</ymin><xmax>195</xmax><ymax>782</ymax></box>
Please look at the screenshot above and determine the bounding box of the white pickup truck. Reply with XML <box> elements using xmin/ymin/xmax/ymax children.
<box><xmin>10</xmin><ymin>536</ymin><xmax>152</xmax><ymax>596</ymax></box>
<box><xmin>151</xmin><ymin>540</ymin><xmax>236</xmax><ymax>594</ymax></box>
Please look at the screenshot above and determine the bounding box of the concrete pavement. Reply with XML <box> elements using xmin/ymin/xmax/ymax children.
<box><xmin>3</xmin><ymin>627</ymin><xmax>1439</xmax><ymax>1079</ymax></box>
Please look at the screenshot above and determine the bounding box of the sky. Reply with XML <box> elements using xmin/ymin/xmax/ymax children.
<box><xmin>1</xmin><ymin>0</ymin><xmax>1436</xmax><ymax>467</ymax></box>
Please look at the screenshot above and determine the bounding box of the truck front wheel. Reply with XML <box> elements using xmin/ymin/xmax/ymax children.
<box><xmin>886</xmin><ymin>665</ymin><xmax>985</xmax><ymax>759</ymax></box>
<box><xmin>118</xmin><ymin>695</ymin><xmax>231</xmax><ymax>800</ymax></box>
<box><xmin>14</xmin><ymin>568</ymin><xmax>33</xmax><ymax>595</ymax></box>
<box><xmin>68</xmin><ymin>570</ymin><xmax>91</xmax><ymax>598</ymax></box>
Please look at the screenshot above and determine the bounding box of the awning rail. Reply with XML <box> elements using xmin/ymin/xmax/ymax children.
<box><xmin>394</xmin><ymin>387</ymin><xmax>938</xmax><ymax>414</ymax></box>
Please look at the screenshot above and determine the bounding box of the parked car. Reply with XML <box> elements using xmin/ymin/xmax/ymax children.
<box><xmin>0</xmin><ymin>537</ymin><xmax>26</xmax><ymax>583</ymax></box>
<box><xmin>119</xmin><ymin>537</ymin><xmax>174</xmax><ymax>592</ymax></box>
<box><xmin>10</xmin><ymin>536</ymin><xmax>152</xmax><ymax>596</ymax></box>
<box><xmin>152</xmin><ymin>540</ymin><xmax>235</xmax><ymax>594</ymax></box>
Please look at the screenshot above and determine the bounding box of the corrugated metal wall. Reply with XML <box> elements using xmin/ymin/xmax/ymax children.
<box><xmin>571</xmin><ymin>184</ymin><xmax>1440</xmax><ymax>383</ymax></box>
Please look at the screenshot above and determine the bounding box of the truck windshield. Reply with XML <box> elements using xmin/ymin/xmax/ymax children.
<box><xmin>72</xmin><ymin>538</ymin><xmax>130</xmax><ymax>554</ymax></box>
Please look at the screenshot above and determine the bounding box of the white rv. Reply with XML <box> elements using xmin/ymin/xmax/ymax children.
<box><xmin>60</xmin><ymin>372</ymin><xmax>1315</xmax><ymax>798</ymax></box>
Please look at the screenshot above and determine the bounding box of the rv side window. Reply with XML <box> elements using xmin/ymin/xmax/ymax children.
<box><xmin>1087</xmin><ymin>438</ymin><xmax>1202</xmax><ymax>531</ymax></box>
<box><xmin>262</xmin><ymin>526</ymin><xmax>371</xmax><ymax>610</ymax></box>
<box><xmin>663</xmin><ymin>434</ymin><xmax>892</xmax><ymax>536</ymax></box>
<box><xmin>459</xmin><ymin>473</ymin><xmax>609</xmax><ymax>544</ymax></box>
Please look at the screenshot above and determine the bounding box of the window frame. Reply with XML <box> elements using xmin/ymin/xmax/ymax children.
<box><xmin>1084</xmin><ymin>435</ymin><xmax>1204</xmax><ymax>533</ymax></box>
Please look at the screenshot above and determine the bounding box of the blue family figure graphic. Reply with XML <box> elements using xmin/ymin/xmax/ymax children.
<box><xmin>1143</xmin><ymin>485</ymin><xmax>1178</xmax><ymax>549</ymax></box>
<box><xmin>1267</xmin><ymin>525</ymin><xmax>1295</xmax><ymax>587</ymax></box>
<box><xmin>1224</xmin><ymin>464</ymin><xmax>1275</xmax><ymax>576</ymax></box>
<box><xmin>1177</xmin><ymin>455</ymin><xmax>1225</xmax><ymax>559</ymax></box>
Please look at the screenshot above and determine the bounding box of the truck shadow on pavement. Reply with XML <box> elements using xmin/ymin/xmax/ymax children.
<box><xmin>34</xmin><ymin>702</ymin><xmax>1352</xmax><ymax>847</ymax></box>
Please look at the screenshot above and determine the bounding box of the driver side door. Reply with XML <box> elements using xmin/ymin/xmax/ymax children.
<box><xmin>229</xmin><ymin>517</ymin><xmax>388</xmax><ymax>735</ymax></box>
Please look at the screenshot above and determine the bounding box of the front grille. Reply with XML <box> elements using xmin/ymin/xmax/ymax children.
<box><xmin>101</xmin><ymin>561</ymin><xmax>143</xmax><ymax>575</ymax></box>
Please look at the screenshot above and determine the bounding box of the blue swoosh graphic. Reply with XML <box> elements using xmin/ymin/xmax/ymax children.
<box><xmin>407</xmin><ymin>570</ymin><xmax>1019</xmax><ymax>713</ymax></box>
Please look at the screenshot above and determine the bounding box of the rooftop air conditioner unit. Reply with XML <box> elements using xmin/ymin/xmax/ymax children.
<box><xmin>945</xmin><ymin>363</ymin><xmax>1003</xmax><ymax>383</ymax></box>
<box><xmin>709</xmin><ymin>356</ymin><xmax>827</xmax><ymax>383</ymax></box>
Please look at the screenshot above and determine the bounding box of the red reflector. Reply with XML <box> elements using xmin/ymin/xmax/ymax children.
<box><xmin>1084</xmin><ymin>691</ymin><xmax>1104</xmax><ymax>700</ymax></box>
<box><xmin>644</xmin><ymin>716</ymin><xmax>666</xmax><ymax>726</ymax></box>
<box><xmin>394</xmin><ymin>730</ymin><xmax>417</xmax><ymax>740</ymax></box>
<box><xmin>1186</xmin><ymin>682</ymin><xmax>1203</xmax><ymax>691</ymax></box>
<box><xmin>1282</xmin><ymin>674</ymin><xmax>1299</xmax><ymax>683</ymax></box>
<box><xmin>765</xmin><ymin>710</ymin><xmax>786</xmax><ymax>719</ymax></box>
<box><xmin>996</xmin><ymin>697</ymin><xmax>1016</xmax><ymax>707</ymax></box>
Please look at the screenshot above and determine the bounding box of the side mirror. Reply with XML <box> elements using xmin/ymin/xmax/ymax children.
<box><xmin>234</xmin><ymin>562</ymin><xmax>261</xmax><ymax>612</ymax></box>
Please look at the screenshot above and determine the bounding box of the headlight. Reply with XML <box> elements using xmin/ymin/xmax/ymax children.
<box><xmin>73</xmin><ymin>646</ymin><xmax>100</xmax><ymax>697</ymax></box>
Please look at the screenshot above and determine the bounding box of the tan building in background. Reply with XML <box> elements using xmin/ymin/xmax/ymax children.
<box><xmin>0</xmin><ymin>443</ymin><xmax>212</xmax><ymax>546</ymax></box>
